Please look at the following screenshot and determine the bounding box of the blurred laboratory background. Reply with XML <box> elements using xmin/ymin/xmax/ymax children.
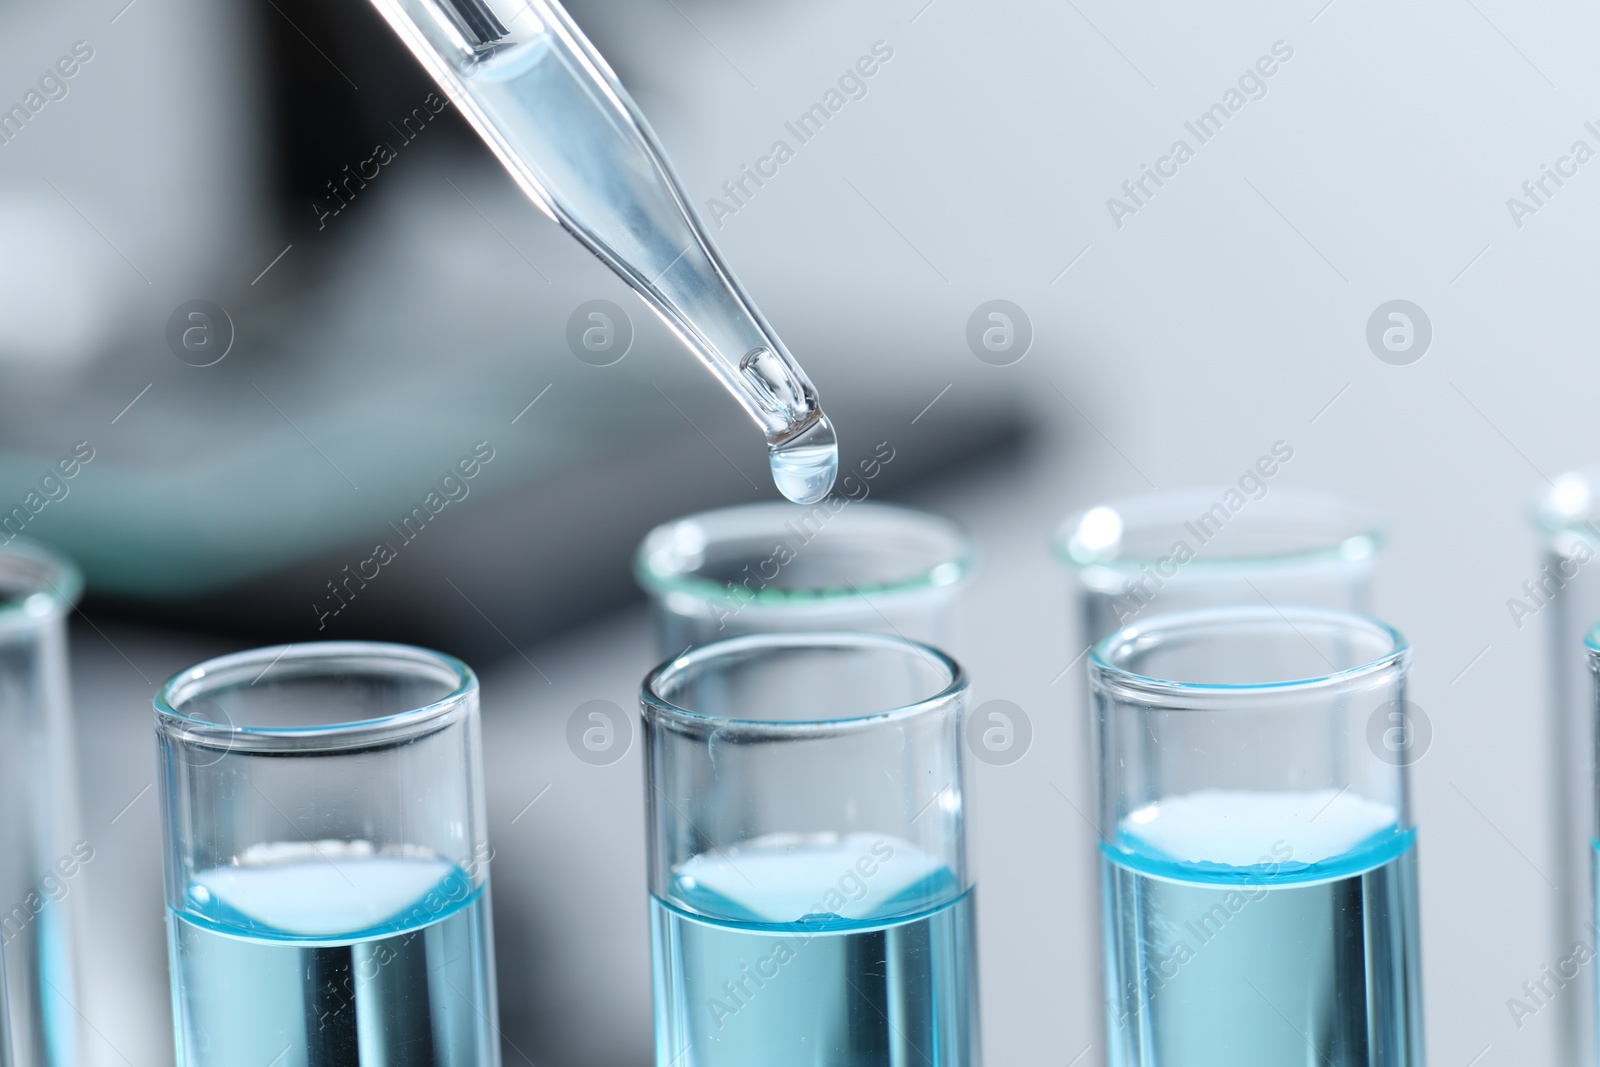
<box><xmin>1</xmin><ymin>0</ymin><xmax>1596</xmax><ymax>1062</ymax></box>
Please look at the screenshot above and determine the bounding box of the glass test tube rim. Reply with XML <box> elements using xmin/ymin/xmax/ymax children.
<box><xmin>642</xmin><ymin>630</ymin><xmax>967</xmax><ymax>741</ymax></box>
<box><xmin>1091</xmin><ymin>604</ymin><xmax>1409</xmax><ymax>705</ymax></box>
<box><xmin>1535</xmin><ymin>467</ymin><xmax>1600</xmax><ymax>545</ymax></box>
<box><xmin>154</xmin><ymin>640</ymin><xmax>477</xmax><ymax>754</ymax></box>
<box><xmin>635</xmin><ymin>501</ymin><xmax>973</xmax><ymax>607</ymax></box>
<box><xmin>0</xmin><ymin>538</ymin><xmax>83</xmax><ymax>635</ymax></box>
<box><xmin>1054</xmin><ymin>486</ymin><xmax>1384</xmax><ymax>584</ymax></box>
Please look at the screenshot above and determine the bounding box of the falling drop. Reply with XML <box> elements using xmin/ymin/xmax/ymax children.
<box><xmin>767</xmin><ymin>414</ymin><xmax>838</xmax><ymax>504</ymax></box>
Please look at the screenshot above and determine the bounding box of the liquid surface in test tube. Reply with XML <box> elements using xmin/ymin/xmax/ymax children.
<box><xmin>652</xmin><ymin>832</ymin><xmax>979</xmax><ymax>1066</ymax></box>
<box><xmin>460</xmin><ymin>36</ymin><xmax>838</xmax><ymax>505</ymax></box>
<box><xmin>1102</xmin><ymin>790</ymin><xmax>1421</xmax><ymax>1067</ymax></box>
<box><xmin>170</xmin><ymin>845</ymin><xmax>497</xmax><ymax>1066</ymax></box>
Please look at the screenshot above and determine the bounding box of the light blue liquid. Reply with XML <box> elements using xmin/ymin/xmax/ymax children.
<box><xmin>1103</xmin><ymin>791</ymin><xmax>1423</xmax><ymax>1067</ymax></box>
<box><xmin>1592</xmin><ymin>839</ymin><xmax>1600</xmax><ymax>1065</ymax></box>
<box><xmin>651</xmin><ymin>833</ymin><xmax>980</xmax><ymax>1066</ymax></box>
<box><xmin>168</xmin><ymin>845</ymin><xmax>499</xmax><ymax>1067</ymax></box>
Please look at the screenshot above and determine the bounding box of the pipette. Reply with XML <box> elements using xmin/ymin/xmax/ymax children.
<box><xmin>366</xmin><ymin>0</ymin><xmax>838</xmax><ymax>504</ymax></box>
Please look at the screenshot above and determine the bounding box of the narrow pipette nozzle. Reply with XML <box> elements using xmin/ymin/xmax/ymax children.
<box><xmin>367</xmin><ymin>0</ymin><xmax>838</xmax><ymax>503</ymax></box>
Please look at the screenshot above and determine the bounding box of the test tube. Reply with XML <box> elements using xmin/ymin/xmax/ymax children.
<box><xmin>1537</xmin><ymin>470</ymin><xmax>1600</xmax><ymax>1065</ymax></box>
<box><xmin>642</xmin><ymin>633</ymin><xmax>981</xmax><ymax>1066</ymax></box>
<box><xmin>0</xmin><ymin>541</ymin><xmax>87</xmax><ymax>1067</ymax></box>
<box><xmin>1055</xmin><ymin>487</ymin><xmax>1383</xmax><ymax>641</ymax></box>
<box><xmin>1091</xmin><ymin>606</ymin><xmax>1423</xmax><ymax>1065</ymax></box>
<box><xmin>634</xmin><ymin>501</ymin><xmax>972</xmax><ymax>655</ymax></box>
<box><xmin>155</xmin><ymin>643</ymin><xmax>500</xmax><ymax>1066</ymax></box>
<box><xmin>1054</xmin><ymin>488</ymin><xmax>1384</xmax><ymax>1056</ymax></box>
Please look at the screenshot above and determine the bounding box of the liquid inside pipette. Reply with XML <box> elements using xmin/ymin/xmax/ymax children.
<box><xmin>466</xmin><ymin>34</ymin><xmax>841</xmax><ymax>504</ymax></box>
<box><xmin>367</xmin><ymin>0</ymin><xmax>839</xmax><ymax>503</ymax></box>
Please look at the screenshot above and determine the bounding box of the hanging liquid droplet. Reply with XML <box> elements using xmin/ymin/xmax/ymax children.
<box><xmin>768</xmin><ymin>414</ymin><xmax>838</xmax><ymax>504</ymax></box>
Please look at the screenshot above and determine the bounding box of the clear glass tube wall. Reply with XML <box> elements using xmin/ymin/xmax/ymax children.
<box><xmin>1091</xmin><ymin>607</ymin><xmax>1423</xmax><ymax>1065</ymax></box>
<box><xmin>635</xmin><ymin>502</ymin><xmax>971</xmax><ymax>656</ymax></box>
<box><xmin>1543</xmin><ymin>470</ymin><xmax>1600</xmax><ymax>1065</ymax></box>
<box><xmin>155</xmin><ymin>642</ymin><xmax>500</xmax><ymax>1067</ymax></box>
<box><xmin>642</xmin><ymin>633</ymin><xmax>981</xmax><ymax>1066</ymax></box>
<box><xmin>0</xmin><ymin>542</ymin><xmax>87</xmax><ymax>1067</ymax></box>
<box><xmin>1585</xmin><ymin>622</ymin><xmax>1600</xmax><ymax>1066</ymax></box>
<box><xmin>1055</xmin><ymin>487</ymin><xmax>1383</xmax><ymax>641</ymax></box>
